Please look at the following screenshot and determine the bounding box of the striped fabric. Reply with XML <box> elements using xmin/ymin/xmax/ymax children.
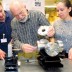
<box><xmin>11</xmin><ymin>10</ymin><xmax>50</xmax><ymax>49</ymax></box>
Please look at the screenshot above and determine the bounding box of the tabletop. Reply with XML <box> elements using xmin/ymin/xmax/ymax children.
<box><xmin>0</xmin><ymin>58</ymin><xmax>72</xmax><ymax>72</ymax></box>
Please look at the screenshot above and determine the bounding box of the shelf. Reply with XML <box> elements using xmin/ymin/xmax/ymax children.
<box><xmin>45</xmin><ymin>5</ymin><xmax>56</xmax><ymax>8</ymax></box>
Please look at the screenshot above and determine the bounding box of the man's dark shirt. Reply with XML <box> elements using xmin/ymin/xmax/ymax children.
<box><xmin>0</xmin><ymin>11</ymin><xmax>13</xmax><ymax>53</ymax></box>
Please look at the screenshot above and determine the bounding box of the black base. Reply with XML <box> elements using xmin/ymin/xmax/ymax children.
<box><xmin>5</xmin><ymin>56</ymin><xmax>18</xmax><ymax>72</ymax></box>
<box><xmin>37</xmin><ymin>48</ymin><xmax>64</xmax><ymax>70</ymax></box>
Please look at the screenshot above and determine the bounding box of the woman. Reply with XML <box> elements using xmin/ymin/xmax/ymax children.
<box><xmin>53</xmin><ymin>0</ymin><xmax>72</xmax><ymax>60</ymax></box>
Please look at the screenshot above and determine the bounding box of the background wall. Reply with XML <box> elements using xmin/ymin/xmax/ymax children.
<box><xmin>2</xmin><ymin>0</ymin><xmax>45</xmax><ymax>14</ymax></box>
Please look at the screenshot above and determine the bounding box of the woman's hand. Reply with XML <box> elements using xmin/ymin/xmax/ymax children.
<box><xmin>47</xmin><ymin>26</ymin><xmax>55</xmax><ymax>37</ymax></box>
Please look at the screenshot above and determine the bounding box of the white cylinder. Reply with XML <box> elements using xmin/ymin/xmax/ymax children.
<box><xmin>8</xmin><ymin>43</ymin><xmax>13</xmax><ymax>57</ymax></box>
<box><xmin>38</xmin><ymin>26</ymin><xmax>49</xmax><ymax>36</ymax></box>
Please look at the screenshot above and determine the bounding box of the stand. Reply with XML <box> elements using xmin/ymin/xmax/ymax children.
<box><xmin>37</xmin><ymin>48</ymin><xmax>65</xmax><ymax>70</ymax></box>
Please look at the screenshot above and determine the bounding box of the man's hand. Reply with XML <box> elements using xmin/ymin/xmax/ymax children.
<box><xmin>68</xmin><ymin>48</ymin><xmax>72</xmax><ymax>60</ymax></box>
<box><xmin>21</xmin><ymin>44</ymin><xmax>37</xmax><ymax>53</ymax></box>
<box><xmin>0</xmin><ymin>49</ymin><xmax>6</xmax><ymax>60</ymax></box>
<box><xmin>47</xmin><ymin>26</ymin><xmax>55</xmax><ymax>37</ymax></box>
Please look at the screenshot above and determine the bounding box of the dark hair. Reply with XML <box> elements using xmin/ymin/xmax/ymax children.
<box><xmin>57</xmin><ymin>0</ymin><xmax>72</xmax><ymax>16</ymax></box>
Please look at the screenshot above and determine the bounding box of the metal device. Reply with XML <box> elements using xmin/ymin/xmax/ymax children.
<box><xmin>37</xmin><ymin>39</ymin><xmax>66</xmax><ymax>69</ymax></box>
<box><xmin>4</xmin><ymin>43</ymin><xmax>19</xmax><ymax>72</ymax></box>
<box><xmin>37</xmin><ymin>26</ymin><xmax>66</xmax><ymax>69</ymax></box>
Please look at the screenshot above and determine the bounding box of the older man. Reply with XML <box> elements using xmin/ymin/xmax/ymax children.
<box><xmin>10</xmin><ymin>0</ymin><xmax>55</xmax><ymax>53</ymax></box>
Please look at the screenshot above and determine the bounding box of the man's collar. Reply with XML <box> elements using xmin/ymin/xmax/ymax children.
<box><xmin>5</xmin><ymin>11</ymin><xmax>9</xmax><ymax>18</ymax></box>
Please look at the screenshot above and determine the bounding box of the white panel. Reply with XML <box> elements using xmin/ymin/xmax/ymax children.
<box><xmin>2</xmin><ymin>0</ymin><xmax>45</xmax><ymax>14</ymax></box>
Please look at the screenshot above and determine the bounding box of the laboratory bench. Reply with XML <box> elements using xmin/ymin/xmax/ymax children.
<box><xmin>0</xmin><ymin>58</ymin><xmax>72</xmax><ymax>72</ymax></box>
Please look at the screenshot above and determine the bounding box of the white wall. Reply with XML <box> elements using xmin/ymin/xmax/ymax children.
<box><xmin>2</xmin><ymin>0</ymin><xmax>45</xmax><ymax>14</ymax></box>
